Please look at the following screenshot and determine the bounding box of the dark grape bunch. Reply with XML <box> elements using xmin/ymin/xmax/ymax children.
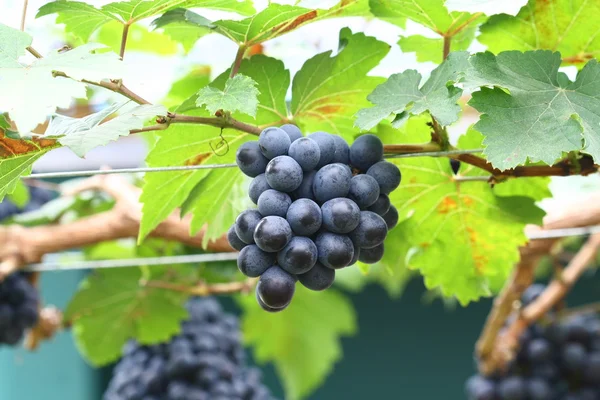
<box><xmin>0</xmin><ymin>185</ymin><xmax>53</xmax><ymax>346</ymax></box>
<box><xmin>230</xmin><ymin>125</ymin><xmax>401</xmax><ymax>312</ymax></box>
<box><xmin>104</xmin><ymin>297</ymin><xmax>277</xmax><ymax>400</ymax></box>
<box><xmin>466</xmin><ymin>284</ymin><xmax>600</xmax><ymax>400</ymax></box>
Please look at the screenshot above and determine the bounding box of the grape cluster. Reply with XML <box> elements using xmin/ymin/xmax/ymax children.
<box><xmin>104</xmin><ymin>297</ymin><xmax>277</xmax><ymax>400</ymax></box>
<box><xmin>0</xmin><ymin>185</ymin><xmax>52</xmax><ymax>346</ymax></box>
<box><xmin>229</xmin><ymin>125</ymin><xmax>400</xmax><ymax>312</ymax></box>
<box><xmin>466</xmin><ymin>285</ymin><xmax>600</xmax><ymax>400</ymax></box>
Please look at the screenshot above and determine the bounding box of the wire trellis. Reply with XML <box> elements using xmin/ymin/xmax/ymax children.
<box><xmin>22</xmin><ymin>148</ymin><xmax>486</xmax><ymax>180</ymax></box>
<box><xmin>22</xmin><ymin>225</ymin><xmax>600</xmax><ymax>272</ymax></box>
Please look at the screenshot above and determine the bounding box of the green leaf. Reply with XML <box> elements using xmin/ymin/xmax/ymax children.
<box><xmin>369</xmin><ymin>0</ymin><xmax>477</xmax><ymax>34</ymax></box>
<box><xmin>0</xmin><ymin>35</ymin><xmax>125</xmax><ymax>133</ymax></box>
<box><xmin>445</xmin><ymin>0</ymin><xmax>527</xmax><ymax>15</ymax></box>
<box><xmin>49</xmin><ymin>104</ymin><xmax>166</xmax><ymax>157</ymax></box>
<box><xmin>196</xmin><ymin>74</ymin><xmax>260</xmax><ymax>117</ymax></box>
<box><xmin>97</xmin><ymin>20</ymin><xmax>179</xmax><ymax>55</ymax></box>
<box><xmin>11</xmin><ymin>196</ymin><xmax>80</xmax><ymax>226</ymax></box>
<box><xmin>37</xmin><ymin>0</ymin><xmax>255</xmax><ymax>41</ymax></box>
<box><xmin>466</xmin><ymin>51</ymin><xmax>600</xmax><ymax>170</ymax></box>
<box><xmin>385</xmin><ymin>117</ymin><xmax>545</xmax><ymax>304</ymax></box>
<box><xmin>398</xmin><ymin>21</ymin><xmax>479</xmax><ymax>64</ymax></box>
<box><xmin>65</xmin><ymin>266</ymin><xmax>194</xmax><ymax>366</ymax></box>
<box><xmin>0</xmin><ymin>22</ymin><xmax>32</xmax><ymax>67</ymax></box>
<box><xmin>151</xmin><ymin>8</ymin><xmax>214</xmax><ymax>52</ymax></box>
<box><xmin>0</xmin><ymin>132</ymin><xmax>60</xmax><ymax>201</ymax></box>
<box><xmin>7</xmin><ymin>180</ymin><xmax>30</xmax><ymax>208</ymax></box>
<box><xmin>213</xmin><ymin>0</ymin><xmax>368</xmax><ymax>46</ymax></box>
<box><xmin>291</xmin><ymin>28</ymin><xmax>390</xmax><ymax>138</ymax></box>
<box><xmin>478</xmin><ymin>0</ymin><xmax>600</xmax><ymax>65</ymax></box>
<box><xmin>355</xmin><ymin>51</ymin><xmax>469</xmax><ymax>130</ymax></box>
<box><xmin>458</xmin><ymin>128</ymin><xmax>552</xmax><ymax>201</ymax></box>
<box><xmin>239</xmin><ymin>286</ymin><xmax>356</xmax><ymax>400</ymax></box>
<box><xmin>36</xmin><ymin>0</ymin><xmax>116</xmax><ymax>41</ymax></box>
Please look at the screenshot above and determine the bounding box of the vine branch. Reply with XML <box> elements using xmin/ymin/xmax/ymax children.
<box><xmin>20</xmin><ymin>0</ymin><xmax>29</xmax><ymax>31</ymax></box>
<box><xmin>119</xmin><ymin>24</ymin><xmax>131</xmax><ymax>59</ymax></box>
<box><xmin>230</xmin><ymin>46</ymin><xmax>247</xmax><ymax>78</ymax></box>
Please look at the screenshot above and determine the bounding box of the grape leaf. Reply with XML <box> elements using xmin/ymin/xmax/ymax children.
<box><xmin>0</xmin><ymin>131</ymin><xmax>59</xmax><ymax>201</ymax></box>
<box><xmin>65</xmin><ymin>266</ymin><xmax>194</xmax><ymax>366</ymax></box>
<box><xmin>466</xmin><ymin>50</ymin><xmax>600</xmax><ymax>170</ymax></box>
<box><xmin>478</xmin><ymin>0</ymin><xmax>600</xmax><ymax>65</ymax></box>
<box><xmin>355</xmin><ymin>51</ymin><xmax>469</xmax><ymax>130</ymax></box>
<box><xmin>196</xmin><ymin>74</ymin><xmax>259</xmax><ymax>117</ymax></box>
<box><xmin>239</xmin><ymin>286</ymin><xmax>356</xmax><ymax>400</ymax></box>
<box><xmin>398</xmin><ymin>21</ymin><xmax>479</xmax><ymax>64</ymax></box>
<box><xmin>162</xmin><ymin>66</ymin><xmax>211</xmax><ymax>109</ymax></box>
<box><xmin>7</xmin><ymin>180</ymin><xmax>30</xmax><ymax>208</ymax></box>
<box><xmin>369</xmin><ymin>0</ymin><xmax>478</xmax><ymax>34</ymax></box>
<box><xmin>445</xmin><ymin>0</ymin><xmax>528</xmax><ymax>16</ymax></box>
<box><xmin>151</xmin><ymin>8</ymin><xmax>214</xmax><ymax>52</ymax></box>
<box><xmin>0</xmin><ymin>22</ymin><xmax>32</xmax><ymax>67</ymax></box>
<box><xmin>0</xmin><ymin>28</ymin><xmax>125</xmax><ymax>133</ymax></box>
<box><xmin>37</xmin><ymin>0</ymin><xmax>255</xmax><ymax>41</ymax></box>
<box><xmin>291</xmin><ymin>28</ymin><xmax>390</xmax><ymax>138</ymax></box>
<box><xmin>49</xmin><ymin>104</ymin><xmax>167</xmax><ymax>157</ymax></box>
<box><xmin>382</xmin><ymin>116</ymin><xmax>545</xmax><ymax>304</ymax></box>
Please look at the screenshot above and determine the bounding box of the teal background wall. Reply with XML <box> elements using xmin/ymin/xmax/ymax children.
<box><xmin>0</xmin><ymin>271</ymin><xmax>597</xmax><ymax>400</ymax></box>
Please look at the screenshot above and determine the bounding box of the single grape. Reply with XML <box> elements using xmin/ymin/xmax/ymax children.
<box><xmin>498</xmin><ymin>376</ymin><xmax>526</xmax><ymax>400</ymax></box>
<box><xmin>347</xmin><ymin>243</ymin><xmax>360</xmax><ymax>266</ymax></box>
<box><xmin>227</xmin><ymin>225</ymin><xmax>247</xmax><ymax>251</ymax></box>
<box><xmin>313</xmin><ymin>163</ymin><xmax>352</xmax><ymax>204</ymax></box>
<box><xmin>321</xmin><ymin>198</ymin><xmax>360</xmax><ymax>234</ymax></box>
<box><xmin>292</xmin><ymin>170</ymin><xmax>316</xmax><ymax>200</ymax></box>
<box><xmin>349</xmin><ymin>134</ymin><xmax>383</xmax><ymax>172</ymax></box>
<box><xmin>367</xmin><ymin>161</ymin><xmax>401</xmax><ymax>194</ymax></box>
<box><xmin>382</xmin><ymin>205</ymin><xmax>398</xmax><ymax>230</ymax></box>
<box><xmin>235</xmin><ymin>142</ymin><xmax>269</xmax><ymax>177</ymax></box>
<box><xmin>521</xmin><ymin>284</ymin><xmax>545</xmax><ymax>306</ymax></box>
<box><xmin>527</xmin><ymin>378</ymin><xmax>552</xmax><ymax>400</ymax></box>
<box><xmin>288</xmin><ymin>137</ymin><xmax>320</xmax><ymax>171</ymax></box>
<box><xmin>367</xmin><ymin>193</ymin><xmax>390</xmax><ymax>216</ymax></box>
<box><xmin>562</xmin><ymin>342</ymin><xmax>587</xmax><ymax>371</ymax></box>
<box><xmin>531</xmin><ymin>363</ymin><xmax>558</xmax><ymax>380</ymax></box>
<box><xmin>450</xmin><ymin>159</ymin><xmax>461</xmax><ymax>174</ymax></box>
<box><xmin>526</xmin><ymin>338</ymin><xmax>552</xmax><ymax>363</ymax></box>
<box><xmin>297</xmin><ymin>262</ymin><xmax>335</xmax><ymax>291</ymax></box>
<box><xmin>255</xmin><ymin>288</ymin><xmax>285</xmax><ymax>313</ymax></box>
<box><xmin>257</xmin><ymin>266</ymin><xmax>296</xmax><ymax>309</ymax></box>
<box><xmin>331</xmin><ymin>135</ymin><xmax>350</xmax><ymax>164</ymax></box>
<box><xmin>348</xmin><ymin>174</ymin><xmax>380</xmax><ymax>208</ymax></box>
<box><xmin>253</xmin><ymin>216</ymin><xmax>292</xmax><ymax>252</ymax></box>
<box><xmin>234</xmin><ymin>209</ymin><xmax>262</xmax><ymax>244</ymax></box>
<box><xmin>257</xmin><ymin>189</ymin><xmax>292</xmax><ymax>217</ymax></box>
<box><xmin>349</xmin><ymin>211</ymin><xmax>388</xmax><ymax>249</ymax></box>
<box><xmin>315</xmin><ymin>232</ymin><xmax>354</xmax><ymax>269</ymax></box>
<box><xmin>564</xmin><ymin>315</ymin><xmax>590</xmax><ymax>344</ymax></box>
<box><xmin>258</xmin><ymin>127</ymin><xmax>291</xmax><ymax>159</ymax></box>
<box><xmin>265</xmin><ymin>156</ymin><xmax>303</xmax><ymax>193</ymax></box>
<box><xmin>277</xmin><ymin>236</ymin><xmax>318</xmax><ymax>274</ymax></box>
<box><xmin>465</xmin><ymin>375</ymin><xmax>496</xmax><ymax>400</ymax></box>
<box><xmin>286</xmin><ymin>198</ymin><xmax>322</xmax><ymax>236</ymax></box>
<box><xmin>359</xmin><ymin>243</ymin><xmax>384</xmax><ymax>264</ymax></box>
<box><xmin>308</xmin><ymin>132</ymin><xmax>335</xmax><ymax>168</ymax></box>
<box><xmin>279</xmin><ymin>124</ymin><xmax>303</xmax><ymax>142</ymax></box>
<box><xmin>249</xmin><ymin>174</ymin><xmax>271</xmax><ymax>204</ymax></box>
<box><xmin>237</xmin><ymin>245</ymin><xmax>276</xmax><ymax>277</ymax></box>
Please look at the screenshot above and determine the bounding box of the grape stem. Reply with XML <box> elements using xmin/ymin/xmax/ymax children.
<box><xmin>24</xmin><ymin>306</ymin><xmax>63</xmax><ymax>350</ymax></box>
<box><xmin>145</xmin><ymin>278</ymin><xmax>258</xmax><ymax>296</ymax></box>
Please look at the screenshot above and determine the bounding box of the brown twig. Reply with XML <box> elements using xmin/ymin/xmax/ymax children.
<box><xmin>20</xmin><ymin>0</ymin><xmax>29</xmax><ymax>31</ymax></box>
<box><xmin>169</xmin><ymin>114</ymin><xmax>262</xmax><ymax>135</ymax></box>
<box><xmin>230</xmin><ymin>45</ymin><xmax>247</xmax><ymax>78</ymax></box>
<box><xmin>442</xmin><ymin>36</ymin><xmax>451</xmax><ymax>60</ymax></box>
<box><xmin>24</xmin><ymin>306</ymin><xmax>63</xmax><ymax>350</ymax></box>
<box><xmin>145</xmin><ymin>278</ymin><xmax>257</xmax><ymax>296</ymax></box>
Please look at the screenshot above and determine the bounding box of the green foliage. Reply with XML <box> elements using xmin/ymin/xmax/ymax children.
<box><xmin>151</xmin><ymin>8</ymin><xmax>214</xmax><ymax>52</ymax></box>
<box><xmin>444</xmin><ymin>0</ymin><xmax>528</xmax><ymax>15</ymax></box>
<box><xmin>292</xmin><ymin>28</ymin><xmax>390</xmax><ymax>138</ymax></box>
<box><xmin>97</xmin><ymin>21</ymin><xmax>179</xmax><ymax>54</ymax></box>
<box><xmin>478</xmin><ymin>0</ymin><xmax>600</xmax><ymax>65</ymax></box>
<box><xmin>196</xmin><ymin>74</ymin><xmax>260</xmax><ymax>117</ymax></box>
<box><xmin>467</xmin><ymin>51</ymin><xmax>600</xmax><ymax>170</ymax></box>
<box><xmin>65</xmin><ymin>264</ymin><xmax>195</xmax><ymax>366</ymax></box>
<box><xmin>239</xmin><ymin>286</ymin><xmax>357</xmax><ymax>400</ymax></box>
<box><xmin>7</xmin><ymin>180</ymin><xmax>30</xmax><ymax>208</ymax></box>
<box><xmin>355</xmin><ymin>51</ymin><xmax>469</xmax><ymax>130</ymax></box>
